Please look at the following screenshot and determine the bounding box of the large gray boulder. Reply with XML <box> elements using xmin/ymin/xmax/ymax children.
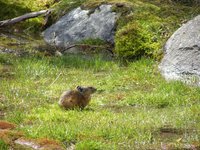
<box><xmin>43</xmin><ymin>5</ymin><xmax>117</xmax><ymax>47</ymax></box>
<box><xmin>159</xmin><ymin>15</ymin><xmax>200</xmax><ymax>85</ymax></box>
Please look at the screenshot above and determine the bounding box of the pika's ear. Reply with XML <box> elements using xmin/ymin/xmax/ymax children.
<box><xmin>77</xmin><ymin>86</ymin><xmax>83</xmax><ymax>92</ymax></box>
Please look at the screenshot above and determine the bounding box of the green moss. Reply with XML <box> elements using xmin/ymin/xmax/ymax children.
<box><xmin>0</xmin><ymin>0</ymin><xmax>56</xmax><ymax>34</ymax></box>
<box><xmin>115</xmin><ymin>22</ymin><xmax>159</xmax><ymax>59</ymax></box>
<box><xmin>81</xmin><ymin>0</ymin><xmax>106</xmax><ymax>9</ymax></box>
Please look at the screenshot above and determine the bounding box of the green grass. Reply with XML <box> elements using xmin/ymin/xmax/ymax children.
<box><xmin>0</xmin><ymin>53</ymin><xmax>200</xmax><ymax>149</ymax></box>
<box><xmin>0</xmin><ymin>139</ymin><xmax>9</xmax><ymax>150</ymax></box>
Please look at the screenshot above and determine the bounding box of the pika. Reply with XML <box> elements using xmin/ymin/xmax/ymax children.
<box><xmin>58</xmin><ymin>86</ymin><xmax>97</xmax><ymax>109</ymax></box>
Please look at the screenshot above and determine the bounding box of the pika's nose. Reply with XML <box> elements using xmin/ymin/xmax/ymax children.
<box><xmin>93</xmin><ymin>88</ymin><xmax>97</xmax><ymax>92</ymax></box>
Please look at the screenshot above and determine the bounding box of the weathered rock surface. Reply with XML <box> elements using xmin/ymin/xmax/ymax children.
<box><xmin>15</xmin><ymin>138</ymin><xmax>66</xmax><ymax>150</ymax></box>
<box><xmin>159</xmin><ymin>15</ymin><xmax>200</xmax><ymax>85</ymax></box>
<box><xmin>43</xmin><ymin>5</ymin><xmax>117</xmax><ymax>47</ymax></box>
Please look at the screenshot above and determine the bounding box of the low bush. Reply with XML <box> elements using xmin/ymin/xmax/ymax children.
<box><xmin>115</xmin><ymin>22</ymin><xmax>159</xmax><ymax>59</ymax></box>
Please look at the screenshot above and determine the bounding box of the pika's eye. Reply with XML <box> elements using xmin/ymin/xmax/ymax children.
<box><xmin>90</xmin><ymin>87</ymin><xmax>96</xmax><ymax>90</ymax></box>
<box><xmin>77</xmin><ymin>86</ymin><xmax>83</xmax><ymax>92</ymax></box>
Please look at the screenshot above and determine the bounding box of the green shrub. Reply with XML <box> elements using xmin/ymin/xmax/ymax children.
<box><xmin>115</xmin><ymin>22</ymin><xmax>159</xmax><ymax>60</ymax></box>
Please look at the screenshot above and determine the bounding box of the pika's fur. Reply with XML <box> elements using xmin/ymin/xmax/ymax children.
<box><xmin>58</xmin><ymin>86</ymin><xmax>97</xmax><ymax>109</ymax></box>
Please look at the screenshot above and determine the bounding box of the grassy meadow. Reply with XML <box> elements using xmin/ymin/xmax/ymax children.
<box><xmin>0</xmin><ymin>0</ymin><xmax>200</xmax><ymax>149</ymax></box>
<box><xmin>0</xmin><ymin>53</ymin><xmax>200</xmax><ymax>149</ymax></box>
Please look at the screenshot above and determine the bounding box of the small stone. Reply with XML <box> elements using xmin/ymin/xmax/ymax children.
<box><xmin>15</xmin><ymin>138</ymin><xmax>65</xmax><ymax>150</ymax></box>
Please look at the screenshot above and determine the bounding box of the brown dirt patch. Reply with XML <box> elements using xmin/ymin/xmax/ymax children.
<box><xmin>0</xmin><ymin>121</ymin><xmax>16</xmax><ymax>129</ymax></box>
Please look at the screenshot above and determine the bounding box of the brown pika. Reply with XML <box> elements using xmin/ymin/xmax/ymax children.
<box><xmin>58</xmin><ymin>86</ymin><xmax>97</xmax><ymax>109</ymax></box>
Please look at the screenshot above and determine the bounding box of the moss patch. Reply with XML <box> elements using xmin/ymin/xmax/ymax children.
<box><xmin>0</xmin><ymin>0</ymin><xmax>55</xmax><ymax>33</ymax></box>
<box><xmin>115</xmin><ymin>22</ymin><xmax>159</xmax><ymax>59</ymax></box>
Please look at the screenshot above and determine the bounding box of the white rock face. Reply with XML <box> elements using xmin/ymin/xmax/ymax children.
<box><xmin>159</xmin><ymin>15</ymin><xmax>200</xmax><ymax>85</ymax></box>
<box><xmin>43</xmin><ymin>5</ymin><xmax>117</xmax><ymax>47</ymax></box>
